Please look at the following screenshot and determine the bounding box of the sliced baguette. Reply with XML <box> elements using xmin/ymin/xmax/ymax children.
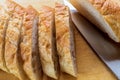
<box><xmin>0</xmin><ymin>3</ymin><xmax>10</xmax><ymax>72</ymax></box>
<box><xmin>70</xmin><ymin>0</ymin><xmax>120</xmax><ymax>42</ymax></box>
<box><xmin>55</xmin><ymin>3</ymin><xmax>76</xmax><ymax>77</ymax></box>
<box><xmin>20</xmin><ymin>6</ymin><xmax>42</xmax><ymax>80</ymax></box>
<box><xmin>4</xmin><ymin>1</ymin><xmax>30</xmax><ymax>80</ymax></box>
<box><xmin>38</xmin><ymin>6</ymin><xmax>59</xmax><ymax>79</ymax></box>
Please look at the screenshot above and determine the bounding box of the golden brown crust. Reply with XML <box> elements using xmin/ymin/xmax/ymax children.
<box><xmin>55</xmin><ymin>3</ymin><xmax>76</xmax><ymax>77</ymax></box>
<box><xmin>88</xmin><ymin>0</ymin><xmax>120</xmax><ymax>40</ymax></box>
<box><xmin>38</xmin><ymin>6</ymin><xmax>58</xmax><ymax>79</ymax></box>
<box><xmin>0</xmin><ymin>5</ymin><xmax>9</xmax><ymax>72</ymax></box>
<box><xmin>5</xmin><ymin>1</ymin><xmax>29</xmax><ymax>80</ymax></box>
<box><xmin>20</xmin><ymin>6</ymin><xmax>42</xmax><ymax>80</ymax></box>
<box><xmin>6</xmin><ymin>0</ymin><xmax>17</xmax><ymax>14</ymax></box>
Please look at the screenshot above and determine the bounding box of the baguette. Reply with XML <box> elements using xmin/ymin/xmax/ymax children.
<box><xmin>20</xmin><ymin>6</ymin><xmax>42</xmax><ymax>80</ymax></box>
<box><xmin>38</xmin><ymin>6</ymin><xmax>59</xmax><ymax>79</ymax></box>
<box><xmin>5</xmin><ymin>1</ymin><xmax>30</xmax><ymax>80</ymax></box>
<box><xmin>55</xmin><ymin>3</ymin><xmax>76</xmax><ymax>77</ymax></box>
<box><xmin>0</xmin><ymin>3</ymin><xmax>10</xmax><ymax>72</ymax></box>
<box><xmin>70</xmin><ymin>0</ymin><xmax>120</xmax><ymax>42</ymax></box>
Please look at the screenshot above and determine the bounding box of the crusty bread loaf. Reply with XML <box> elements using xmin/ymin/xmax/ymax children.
<box><xmin>70</xmin><ymin>0</ymin><xmax>120</xmax><ymax>42</ymax></box>
<box><xmin>0</xmin><ymin>3</ymin><xmax>10</xmax><ymax>72</ymax></box>
<box><xmin>38</xmin><ymin>6</ymin><xmax>59</xmax><ymax>79</ymax></box>
<box><xmin>5</xmin><ymin>0</ymin><xmax>30</xmax><ymax>80</ymax></box>
<box><xmin>20</xmin><ymin>6</ymin><xmax>42</xmax><ymax>80</ymax></box>
<box><xmin>55</xmin><ymin>3</ymin><xmax>76</xmax><ymax>77</ymax></box>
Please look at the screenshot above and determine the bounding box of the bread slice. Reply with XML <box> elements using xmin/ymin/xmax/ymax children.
<box><xmin>0</xmin><ymin>3</ymin><xmax>10</xmax><ymax>72</ymax></box>
<box><xmin>38</xmin><ymin>6</ymin><xmax>59</xmax><ymax>79</ymax></box>
<box><xmin>70</xmin><ymin>0</ymin><xmax>120</xmax><ymax>42</ymax></box>
<box><xmin>20</xmin><ymin>6</ymin><xmax>42</xmax><ymax>80</ymax></box>
<box><xmin>4</xmin><ymin>1</ymin><xmax>30</xmax><ymax>80</ymax></box>
<box><xmin>55</xmin><ymin>3</ymin><xmax>76</xmax><ymax>77</ymax></box>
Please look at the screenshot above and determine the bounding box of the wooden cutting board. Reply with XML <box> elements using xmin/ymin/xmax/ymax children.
<box><xmin>0</xmin><ymin>22</ymin><xmax>117</xmax><ymax>80</ymax></box>
<box><xmin>0</xmin><ymin>0</ymin><xmax>117</xmax><ymax>80</ymax></box>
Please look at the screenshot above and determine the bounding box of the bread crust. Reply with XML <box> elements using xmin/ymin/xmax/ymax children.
<box><xmin>88</xmin><ymin>0</ymin><xmax>120</xmax><ymax>41</ymax></box>
<box><xmin>5</xmin><ymin>1</ymin><xmax>30</xmax><ymax>80</ymax></box>
<box><xmin>55</xmin><ymin>3</ymin><xmax>76</xmax><ymax>77</ymax></box>
<box><xmin>20</xmin><ymin>6</ymin><xmax>42</xmax><ymax>80</ymax></box>
<box><xmin>70</xmin><ymin>0</ymin><xmax>120</xmax><ymax>42</ymax></box>
<box><xmin>0</xmin><ymin>4</ymin><xmax>9</xmax><ymax>72</ymax></box>
<box><xmin>38</xmin><ymin>6</ymin><xmax>59</xmax><ymax>79</ymax></box>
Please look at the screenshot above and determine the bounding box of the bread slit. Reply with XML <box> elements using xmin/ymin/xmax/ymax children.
<box><xmin>4</xmin><ymin>0</ymin><xmax>30</xmax><ymax>80</ymax></box>
<box><xmin>20</xmin><ymin>6</ymin><xmax>42</xmax><ymax>80</ymax></box>
<box><xmin>55</xmin><ymin>3</ymin><xmax>77</xmax><ymax>77</ymax></box>
<box><xmin>38</xmin><ymin>6</ymin><xmax>59</xmax><ymax>79</ymax></box>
